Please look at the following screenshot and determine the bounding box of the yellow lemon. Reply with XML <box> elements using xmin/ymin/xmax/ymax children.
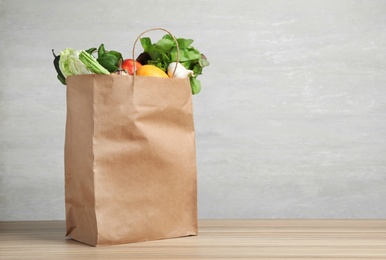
<box><xmin>136</xmin><ymin>65</ymin><xmax>169</xmax><ymax>78</ymax></box>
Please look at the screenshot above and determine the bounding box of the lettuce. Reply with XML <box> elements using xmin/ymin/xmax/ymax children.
<box><xmin>59</xmin><ymin>48</ymin><xmax>92</xmax><ymax>77</ymax></box>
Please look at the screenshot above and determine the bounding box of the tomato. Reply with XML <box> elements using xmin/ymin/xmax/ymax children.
<box><xmin>121</xmin><ymin>59</ymin><xmax>142</xmax><ymax>75</ymax></box>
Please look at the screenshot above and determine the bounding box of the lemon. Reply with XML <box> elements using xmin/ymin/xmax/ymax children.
<box><xmin>136</xmin><ymin>65</ymin><xmax>169</xmax><ymax>78</ymax></box>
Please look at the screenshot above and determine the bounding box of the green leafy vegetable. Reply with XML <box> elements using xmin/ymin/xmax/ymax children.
<box><xmin>85</xmin><ymin>47</ymin><xmax>97</xmax><ymax>54</ymax></box>
<box><xmin>59</xmin><ymin>48</ymin><xmax>92</xmax><ymax>78</ymax></box>
<box><xmin>78</xmin><ymin>51</ymin><xmax>110</xmax><ymax>75</ymax></box>
<box><xmin>96</xmin><ymin>44</ymin><xmax>123</xmax><ymax>73</ymax></box>
<box><xmin>190</xmin><ymin>77</ymin><xmax>201</xmax><ymax>95</ymax></box>
<box><xmin>140</xmin><ymin>34</ymin><xmax>209</xmax><ymax>94</ymax></box>
<box><xmin>53</xmin><ymin>44</ymin><xmax>123</xmax><ymax>85</ymax></box>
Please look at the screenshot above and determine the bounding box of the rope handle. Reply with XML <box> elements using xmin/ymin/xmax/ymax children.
<box><xmin>132</xmin><ymin>28</ymin><xmax>179</xmax><ymax>77</ymax></box>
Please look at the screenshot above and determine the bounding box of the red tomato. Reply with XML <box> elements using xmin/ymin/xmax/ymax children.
<box><xmin>122</xmin><ymin>59</ymin><xmax>142</xmax><ymax>75</ymax></box>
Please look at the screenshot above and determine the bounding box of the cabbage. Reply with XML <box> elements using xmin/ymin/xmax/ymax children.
<box><xmin>59</xmin><ymin>48</ymin><xmax>92</xmax><ymax>77</ymax></box>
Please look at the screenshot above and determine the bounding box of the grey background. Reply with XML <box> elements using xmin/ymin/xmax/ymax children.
<box><xmin>1</xmin><ymin>0</ymin><xmax>386</xmax><ymax>220</ymax></box>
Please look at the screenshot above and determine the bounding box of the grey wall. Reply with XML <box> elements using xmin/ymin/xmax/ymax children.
<box><xmin>1</xmin><ymin>0</ymin><xmax>386</xmax><ymax>220</ymax></box>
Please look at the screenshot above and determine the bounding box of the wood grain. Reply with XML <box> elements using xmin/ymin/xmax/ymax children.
<box><xmin>1</xmin><ymin>220</ymin><xmax>385</xmax><ymax>259</ymax></box>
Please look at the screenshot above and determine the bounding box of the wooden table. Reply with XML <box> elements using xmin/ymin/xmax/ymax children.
<box><xmin>1</xmin><ymin>220</ymin><xmax>386</xmax><ymax>259</ymax></box>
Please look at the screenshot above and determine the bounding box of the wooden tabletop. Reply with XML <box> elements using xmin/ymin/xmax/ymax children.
<box><xmin>1</xmin><ymin>220</ymin><xmax>386</xmax><ymax>259</ymax></box>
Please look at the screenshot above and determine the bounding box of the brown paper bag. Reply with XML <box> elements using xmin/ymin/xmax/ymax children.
<box><xmin>64</xmin><ymin>30</ymin><xmax>197</xmax><ymax>246</ymax></box>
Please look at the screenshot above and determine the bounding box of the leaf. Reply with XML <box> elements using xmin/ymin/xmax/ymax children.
<box><xmin>192</xmin><ymin>63</ymin><xmax>203</xmax><ymax>76</ymax></box>
<box><xmin>147</xmin><ymin>46</ymin><xmax>162</xmax><ymax>61</ymax></box>
<box><xmin>172</xmin><ymin>47</ymin><xmax>201</xmax><ymax>62</ymax></box>
<box><xmin>185</xmin><ymin>48</ymin><xmax>202</xmax><ymax>60</ymax></box>
<box><xmin>97</xmin><ymin>54</ymin><xmax>119</xmax><ymax>72</ymax></box>
<box><xmin>155</xmin><ymin>38</ymin><xmax>174</xmax><ymax>52</ymax></box>
<box><xmin>108</xmin><ymin>50</ymin><xmax>123</xmax><ymax>61</ymax></box>
<box><xmin>170</xmin><ymin>48</ymin><xmax>178</xmax><ymax>62</ymax></box>
<box><xmin>98</xmin><ymin>44</ymin><xmax>106</xmax><ymax>57</ymax></box>
<box><xmin>140</xmin><ymin>37</ymin><xmax>152</xmax><ymax>52</ymax></box>
<box><xmin>171</xmin><ymin>48</ymin><xmax>189</xmax><ymax>62</ymax></box>
<box><xmin>181</xmin><ymin>61</ymin><xmax>192</xmax><ymax>69</ymax></box>
<box><xmin>177</xmin><ymin>38</ymin><xmax>194</xmax><ymax>49</ymax></box>
<box><xmin>185</xmin><ymin>46</ymin><xmax>202</xmax><ymax>58</ymax></box>
<box><xmin>199</xmin><ymin>58</ymin><xmax>210</xmax><ymax>67</ymax></box>
<box><xmin>190</xmin><ymin>77</ymin><xmax>201</xmax><ymax>95</ymax></box>
<box><xmin>161</xmin><ymin>53</ymin><xmax>171</xmax><ymax>70</ymax></box>
<box><xmin>85</xmin><ymin>47</ymin><xmax>97</xmax><ymax>54</ymax></box>
<box><xmin>162</xmin><ymin>34</ymin><xmax>173</xmax><ymax>41</ymax></box>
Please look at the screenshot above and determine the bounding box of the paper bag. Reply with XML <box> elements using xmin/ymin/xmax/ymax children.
<box><xmin>64</xmin><ymin>73</ymin><xmax>198</xmax><ymax>246</ymax></box>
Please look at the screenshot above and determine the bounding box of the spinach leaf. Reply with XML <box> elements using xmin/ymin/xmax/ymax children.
<box><xmin>92</xmin><ymin>44</ymin><xmax>123</xmax><ymax>73</ymax></box>
<box><xmin>190</xmin><ymin>77</ymin><xmax>201</xmax><ymax>95</ymax></box>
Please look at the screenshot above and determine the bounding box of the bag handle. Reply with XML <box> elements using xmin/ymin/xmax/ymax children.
<box><xmin>132</xmin><ymin>28</ymin><xmax>179</xmax><ymax>78</ymax></box>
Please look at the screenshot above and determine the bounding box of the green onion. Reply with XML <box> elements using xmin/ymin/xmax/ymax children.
<box><xmin>79</xmin><ymin>51</ymin><xmax>109</xmax><ymax>75</ymax></box>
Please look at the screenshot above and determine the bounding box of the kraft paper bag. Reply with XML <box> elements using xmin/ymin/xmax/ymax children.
<box><xmin>64</xmin><ymin>74</ymin><xmax>198</xmax><ymax>246</ymax></box>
